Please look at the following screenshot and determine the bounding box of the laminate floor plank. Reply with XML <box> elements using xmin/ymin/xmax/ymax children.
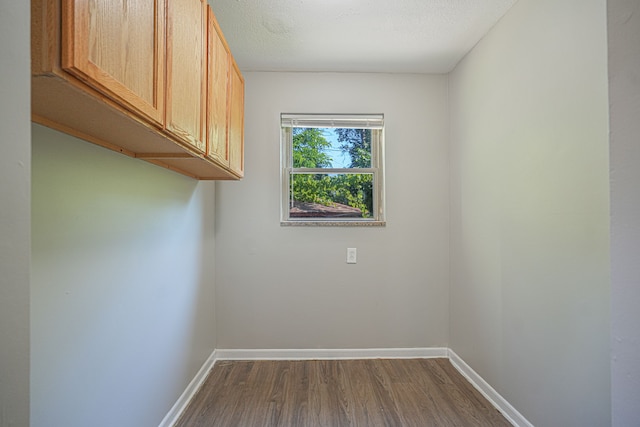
<box><xmin>377</xmin><ymin>359</ymin><xmax>457</xmax><ymax>427</ymax></box>
<box><xmin>174</xmin><ymin>358</ymin><xmax>512</xmax><ymax>427</ymax></box>
<box><xmin>427</xmin><ymin>359</ymin><xmax>510</xmax><ymax>426</ymax></box>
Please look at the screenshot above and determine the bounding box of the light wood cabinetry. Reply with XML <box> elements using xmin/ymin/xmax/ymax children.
<box><xmin>61</xmin><ymin>0</ymin><xmax>165</xmax><ymax>125</ymax></box>
<box><xmin>206</xmin><ymin>8</ymin><xmax>231</xmax><ymax>168</ymax></box>
<box><xmin>166</xmin><ymin>0</ymin><xmax>207</xmax><ymax>153</ymax></box>
<box><xmin>205</xmin><ymin>6</ymin><xmax>244</xmax><ymax>178</ymax></box>
<box><xmin>31</xmin><ymin>0</ymin><xmax>244</xmax><ymax>180</ymax></box>
<box><xmin>228</xmin><ymin>60</ymin><xmax>245</xmax><ymax>177</ymax></box>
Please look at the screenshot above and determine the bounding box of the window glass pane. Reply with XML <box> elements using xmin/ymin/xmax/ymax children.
<box><xmin>292</xmin><ymin>127</ymin><xmax>371</xmax><ymax>169</ymax></box>
<box><xmin>289</xmin><ymin>173</ymin><xmax>374</xmax><ymax>218</ymax></box>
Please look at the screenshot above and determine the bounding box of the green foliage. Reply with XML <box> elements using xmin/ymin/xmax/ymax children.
<box><xmin>335</xmin><ymin>128</ymin><xmax>373</xmax><ymax>212</ymax></box>
<box><xmin>291</xmin><ymin>127</ymin><xmax>374</xmax><ymax>217</ymax></box>
<box><xmin>329</xmin><ymin>173</ymin><xmax>373</xmax><ymax>216</ymax></box>
<box><xmin>292</xmin><ymin>128</ymin><xmax>332</xmax><ymax>168</ymax></box>
<box><xmin>335</xmin><ymin>128</ymin><xmax>371</xmax><ymax>168</ymax></box>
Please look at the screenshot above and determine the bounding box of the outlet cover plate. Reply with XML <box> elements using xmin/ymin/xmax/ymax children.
<box><xmin>347</xmin><ymin>248</ymin><xmax>357</xmax><ymax>264</ymax></box>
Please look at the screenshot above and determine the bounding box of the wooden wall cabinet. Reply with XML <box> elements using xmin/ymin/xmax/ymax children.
<box><xmin>32</xmin><ymin>0</ymin><xmax>244</xmax><ymax>180</ymax></box>
<box><xmin>61</xmin><ymin>0</ymin><xmax>166</xmax><ymax>126</ymax></box>
<box><xmin>166</xmin><ymin>0</ymin><xmax>207</xmax><ymax>154</ymax></box>
<box><xmin>206</xmin><ymin>7</ymin><xmax>244</xmax><ymax>178</ymax></box>
<box><xmin>228</xmin><ymin>60</ymin><xmax>245</xmax><ymax>177</ymax></box>
<box><xmin>206</xmin><ymin>7</ymin><xmax>231</xmax><ymax>168</ymax></box>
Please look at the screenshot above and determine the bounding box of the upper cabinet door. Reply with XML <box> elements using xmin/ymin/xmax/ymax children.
<box><xmin>61</xmin><ymin>0</ymin><xmax>165</xmax><ymax>126</ymax></box>
<box><xmin>206</xmin><ymin>7</ymin><xmax>230</xmax><ymax>167</ymax></box>
<box><xmin>165</xmin><ymin>0</ymin><xmax>207</xmax><ymax>154</ymax></box>
<box><xmin>228</xmin><ymin>60</ymin><xmax>245</xmax><ymax>177</ymax></box>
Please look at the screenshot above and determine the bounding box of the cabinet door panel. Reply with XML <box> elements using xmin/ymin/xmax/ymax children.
<box><xmin>166</xmin><ymin>0</ymin><xmax>206</xmax><ymax>153</ymax></box>
<box><xmin>228</xmin><ymin>61</ymin><xmax>244</xmax><ymax>177</ymax></box>
<box><xmin>62</xmin><ymin>0</ymin><xmax>165</xmax><ymax>125</ymax></box>
<box><xmin>206</xmin><ymin>7</ymin><xmax>230</xmax><ymax>166</ymax></box>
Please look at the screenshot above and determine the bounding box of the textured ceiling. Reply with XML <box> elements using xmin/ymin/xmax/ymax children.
<box><xmin>211</xmin><ymin>0</ymin><xmax>519</xmax><ymax>73</ymax></box>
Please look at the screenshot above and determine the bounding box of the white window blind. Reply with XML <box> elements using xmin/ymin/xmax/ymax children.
<box><xmin>281</xmin><ymin>114</ymin><xmax>384</xmax><ymax>129</ymax></box>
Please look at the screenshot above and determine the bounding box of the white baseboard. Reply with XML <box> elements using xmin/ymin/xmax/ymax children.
<box><xmin>448</xmin><ymin>349</ymin><xmax>534</xmax><ymax>427</ymax></box>
<box><xmin>215</xmin><ymin>347</ymin><xmax>449</xmax><ymax>360</ymax></box>
<box><xmin>157</xmin><ymin>349</ymin><xmax>217</xmax><ymax>427</ymax></box>
<box><xmin>159</xmin><ymin>347</ymin><xmax>533</xmax><ymax>427</ymax></box>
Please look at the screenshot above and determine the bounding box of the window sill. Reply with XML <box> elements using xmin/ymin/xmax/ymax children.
<box><xmin>280</xmin><ymin>220</ymin><xmax>386</xmax><ymax>227</ymax></box>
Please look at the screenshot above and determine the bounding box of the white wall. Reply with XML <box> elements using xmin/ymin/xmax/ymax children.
<box><xmin>608</xmin><ymin>0</ymin><xmax>640</xmax><ymax>424</ymax></box>
<box><xmin>215</xmin><ymin>72</ymin><xmax>449</xmax><ymax>349</ymax></box>
<box><xmin>0</xmin><ymin>2</ymin><xmax>31</xmax><ymax>426</ymax></box>
<box><xmin>451</xmin><ymin>0</ymin><xmax>610</xmax><ymax>426</ymax></box>
<box><xmin>31</xmin><ymin>125</ymin><xmax>216</xmax><ymax>427</ymax></box>
<box><xmin>449</xmin><ymin>0</ymin><xmax>610</xmax><ymax>426</ymax></box>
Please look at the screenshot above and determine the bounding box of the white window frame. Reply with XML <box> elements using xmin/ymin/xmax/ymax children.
<box><xmin>280</xmin><ymin>113</ymin><xmax>386</xmax><ymax>226</ymax></box>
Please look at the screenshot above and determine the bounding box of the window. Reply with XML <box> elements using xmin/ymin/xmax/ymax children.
<box><xmin>281</xmin><ymin>114</ymin><xmax>385</xmax><ymax>225</ymax></box>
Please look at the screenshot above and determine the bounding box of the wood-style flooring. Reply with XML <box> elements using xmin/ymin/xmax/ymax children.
<box><xmin>175</xmin><ymin>358</ymin><xmax>511</xmax><ymax>426</ymax></box>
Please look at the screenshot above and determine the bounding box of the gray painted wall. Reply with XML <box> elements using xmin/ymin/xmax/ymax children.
<box><xmin>2</xmin><ymin>0</ymin><xmax>638</xmax><ymax>425</ymax></box>
<box><xmin>449</xmin><ymin>0</ymin><xmax>611</xmax><ymax>425</ymax></box>
<box><xmin>0</xmin><ymin>2</ymin><xmax>31</xmax><ymax>426</ymax></box>
<box><xmin>31</xmin><ymin>125</ymin><xmax>217</xmax><ymax>427</ymax></box>
<box><xmin>215</xmin><ymin>72</ymin><xmax>450</xmax><ymax>350</ymax></box>
<box><xmin>608</xmin><ymin>0</ymin><xmax>640</xmax><ymax>424</ymax></box>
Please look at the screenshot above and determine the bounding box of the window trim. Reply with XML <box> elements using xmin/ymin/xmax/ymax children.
<box><xmin>280</xmin><ymin>113</ymin><xmax>386</xmax><ymax>226</ymax></box>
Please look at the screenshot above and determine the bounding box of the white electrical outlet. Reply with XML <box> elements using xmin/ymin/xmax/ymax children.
<box><xmin>347</xmin><ymin>248</ymin><xmax>357</xmax><ymax>264</ymax></box>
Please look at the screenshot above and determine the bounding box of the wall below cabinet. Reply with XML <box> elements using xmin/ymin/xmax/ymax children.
<box><xmin>31</xmin><ymin>0</ymin><xmax>244</xmax><ymax>180</ymax></box>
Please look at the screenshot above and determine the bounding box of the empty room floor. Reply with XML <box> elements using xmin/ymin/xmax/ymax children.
<box><xmin>175</xmin><ymin>358</ymin><xmax>511</xmax><ymax>426</ymax></box>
